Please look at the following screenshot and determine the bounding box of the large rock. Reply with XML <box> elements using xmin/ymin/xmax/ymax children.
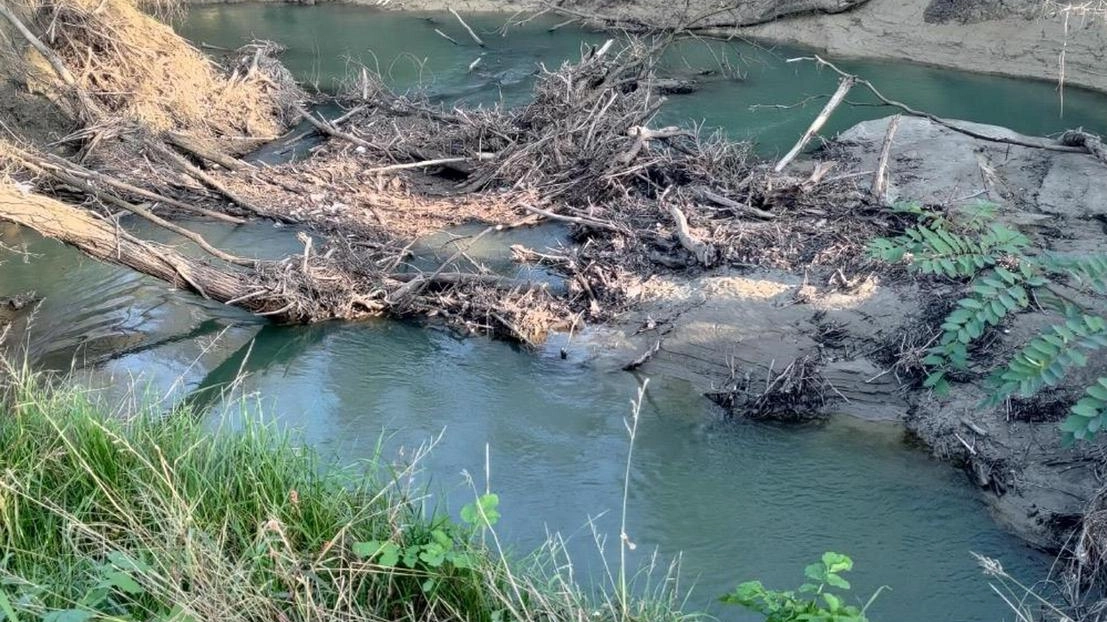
<box><xmin>836</xmin><ymin>115</ymin><xmax>1107</xmax><ymax>223</ymax></box>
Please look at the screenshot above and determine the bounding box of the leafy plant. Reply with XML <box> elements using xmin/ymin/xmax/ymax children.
<box><xmin>868</xmin><ymin>201</ymin><xmax>1029</xmax><ymax>279</ymax></box>
<box><xmin>351</xmin><ymin>494</ymin><xmax>500</xmax><ymax>595</ymax></box>
<box><xmin>460</xmin><ymin>493</ymin><xmax>501</xmax><ymax>529</ymax></box>
<box><xmin>922</xmin><ymin>265</ymin><xmax>1040</xmax><ymax>393</ymax></box>
<box><xmin>868</xmin><ymin>201</ymin><xmax>1107</xmax><ymax>443</ymax></box>
<box><xmin>720</xmin><ymin>552</ymin><xmax>883</xmax><ymax>622</ymax></box>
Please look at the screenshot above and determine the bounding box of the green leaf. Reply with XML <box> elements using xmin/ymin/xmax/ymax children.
<box><xmin>103</xmin><ymin>570</ymin><xmax>143</xmax><ymax>595</ymax></box>
<box><xmin>460</xmin><ymin>493</ymin><xmax>501</xmax><ymax>527</ymax></box>
<box><xmin>1087</xmin><ymin>379</ymin><xmax>1107</xmax><ymax>401</ymax></box>
<box><xmin>825</xmin><ymin>574</ymin><xmax>852</xmax><ymax>590</ymax></box>
<box><xmin>352</xmin><ymin>540</ymin><xmax>384</xmax><ymax>558</ymax></box>
<box><xmin>804</xmin><ymin>563</ymin><xmax>827</xmax><ymax>582</ymax></box>
<box><xmin>379</xmin><ymin>543</ymin><xmax>401</xmax><ymax>567</ymax></box>
<box><xmin>822</xmin><ymin>593</ymin><xmax>843</xmax><ymax>612</ymax></box>
<box><xmin>821</xmin><ymin>552</ymin><xmax>853</xmax><ymax>574</ymax></box>
<box><xmin>42</xmin><ymin>612</ymin><xmax>93</xmax><ymax>622</ymax></box>
<box><xmin>0</xmin><ymin>592</ymin><xmax>19</xmax><ymax>622</ymax></box>
<box><xmin>419</xmin><ymin>543</ymin><xmax>447</xmax><ymax>567</ymax></box>
<box><xmin>354</xmin><ymin>541</ymin><xmax>400</xmax><ymax>567</ymax></box>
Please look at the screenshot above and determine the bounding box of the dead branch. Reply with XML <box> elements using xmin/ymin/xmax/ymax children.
<box><xmin>0</xmin><ymin>1</ymin><xmax>101</xmax><ymax>119</ymax></box>
<box><xmin>520</xmin><ymin>203</ymin><xmax>622</xmax><ymax>232</ymax></box>
<box><xmin>448</xmin><ymin>8</ymin><xmax>486</xmax><ymax>46</ymax></box>
<box><xmin>790</xmin><ymin>55</ymin><xmax>1086</xmax><ymax>154</ymax></box>
<box><xmin>616</xmin><ymin>125</ymin><xmax>689</xmax><ymax>165</ymax></box>
<box><xmin>367</xmin><ymin>157</ymin><xmax>470</xmax><ymax>174</ymax></box>
<box><xmin>153</xmin><ymin>143</ymin><xmax>292</xmax><ymax>223</ymax></box>
<box><xmin>13</xmin><ymin>146</ymin><xmax>244</xmax><ymax>224</ymax></box>
<box><xmin>166</xmin><ymin>131</ymin><xmax>255</xmax><ymax>172</ymax></box>
<box><xmin>667</xmin><ymin>200</ymin><xmax>717</xmax><ymax>266</ymax></box>
<box><xmin>293</xmin><ymin>104</ymin><xmax>379</xmax><ymax>152</ymax></box>
<box><xmin>434</xmin><ymin>28</ymin><xmax>460</xmax><ymax>45</ymax></box>
<box><xmin>1060</xmin><ymin>129</ymin><xmax>1107</xmax><ymax>165</ymax></box>
<box><xmin>696</xmin><ymin>188</ymin><xmax>775</xmax><ymax>219</ymax></box>
<box><xmin>12</xmin><ymin>151</ymin><xmax>254</xmax><ymax>266</ymax></box>
<box><xmin>0</xmin><ymin>184</ymin><xmax>287</xmax><ymax>316</ymax></box>
<box><xmin>775</xmin><ymin>76</ymin><xmax>854</xmax><ymax>172</ymax></box>
<box><xmin>871</xmin><ymin>114</ymin><xmax>901</xmax><ymax>202</ymax></box>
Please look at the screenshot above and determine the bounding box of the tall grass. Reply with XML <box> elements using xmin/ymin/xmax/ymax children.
<box><xmin>0</xmin><ymin>361</ymin><xmax>693</xmax><ymax>622</ymax></box>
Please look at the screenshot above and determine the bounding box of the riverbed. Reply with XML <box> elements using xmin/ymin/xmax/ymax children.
<box><xmin>7</xmin><ymin>4</ymin><xmax>1100</xmax><ymax>620</ymax></box>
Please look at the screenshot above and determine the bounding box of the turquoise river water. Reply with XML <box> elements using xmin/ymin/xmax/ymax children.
<box><xmin>7</xmin><ymin>5</ymin><xmax>1105</xmax><ymax>619</ymax></box>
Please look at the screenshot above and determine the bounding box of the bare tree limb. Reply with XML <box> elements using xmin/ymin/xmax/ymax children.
<box><xmin>775</xmin><ymin>76</ymin><xmax>854</xmax><ymax>172</ymax></box>
<box><xmin>871</xmin><ymin>113</ymin><xmax>901</xmax><ymax>202</ymax></box>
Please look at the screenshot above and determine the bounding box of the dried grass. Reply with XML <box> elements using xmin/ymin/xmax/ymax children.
<box><xmin>18</xmin><ymin>0</ymin><xmax>297</xmax><ymax>140</ymax></box>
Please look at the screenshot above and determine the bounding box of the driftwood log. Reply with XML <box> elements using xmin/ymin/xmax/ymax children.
<box><xmin>0</xmin><ymin>184</ymin><xmax>297</xmax><ymax>317</ymax></box>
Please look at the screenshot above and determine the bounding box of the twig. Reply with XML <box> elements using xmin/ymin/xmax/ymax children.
<box><xmin>166</xmin><ymin>132</ymin><xmax>254</xmax><ymax>172</ymax></box>
<box><xmin>697</xmin><ymin>188</ymin><xmax>775</xmax><ymax>219</ymax></box>
<box><xmin>0</xmin><ymin>1</ymin><xmax>101</xmax><ymax>119</ymax></box>
<box><xmin>449</xmin><ymin>8</ymin><xmax>486</xmax><ymax>47</ymax></box>
<box><xmin>367</xmin><ymin>157</ymin><xmax>469</xmax><ymax>174</ymax></box>
<box><xmin>433</xmin><ymin>28</ymin><xmax>460</xmax><ymax>45</ymax></box>
<box><xmin>954</xmin><ymin>431</ymin><xmax>978</xmax><ymax>456</ymax></box>
<box><xmin>520</xmin><ymin>203</ymin><xmax>622</xmax><ymax>232</ymax></box>
<box><xmin>153</xmin><ymin>143</ymin><xmax>290</xmax><ymax>223</ymax></box>
<box><xmin>1060</xmin><ymin>129</ymin><xmax>1107</xmax><ymax>164</ymax></box>
<box><xmin>293</xmin><ymin>104</ymin><xmax>378</xmax><ymax>152</ymax></box>
<box><xmin>789</xmin><ymin>55</ymin><xmax>1086</xmax><ymax>154</ymax></box>
<box><xmin>667</xmin><ymin>201</ymin><xmax>716</xmax><ymax>266</ymax></box>
<box><xmin>961</xmin><ymin>417</ymin><xmax>988</xmax><ymax>437</ymax></box>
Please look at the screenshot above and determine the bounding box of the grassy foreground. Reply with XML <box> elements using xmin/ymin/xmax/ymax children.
<box><xmin>0</xmin><ymin>366</ymin><xmax>689</xmax><ymax>622</ymax></box>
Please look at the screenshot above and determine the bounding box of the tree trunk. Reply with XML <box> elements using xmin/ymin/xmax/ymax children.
<box><xmin>0</xmin><ymin>184</ymin><xmax>298</xmax><ymax>320</ymax></box>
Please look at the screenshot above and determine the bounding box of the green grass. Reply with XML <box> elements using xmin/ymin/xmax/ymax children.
<box><xmin>0</xmin><ymin>362</ymin><xmax>692</xmax><ymax>622</ymax></box>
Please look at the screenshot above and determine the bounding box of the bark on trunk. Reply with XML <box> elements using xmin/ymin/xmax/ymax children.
<box><xmin>0</xmin><ymin>184</ymin><xmax>297</xmax><ymax>320</ymax></box>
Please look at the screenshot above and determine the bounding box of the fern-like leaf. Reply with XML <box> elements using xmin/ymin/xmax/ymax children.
<box><xmin>987</xmin><ymin>315</ymin><xmax>1107</xmax><ymax>408</ymax></box>
<box><xmin>868</xmin><ymin>222</ymin><xmax>1029</xmax><ymax>279</ymax></box>
<box><xmin>1039</xmin><ymin>253</ymin><xmax>1107</xmax><ymax>295</ymax></box>
<box><xmin>1062</xmin><ymin>377</ymin><xmax>1107</xmax><ymax>443</ymax></box>
<box><xmin>924</xmin><ymin>266</ymin><xmax>1037</xmax><ymax>393</ymax></box>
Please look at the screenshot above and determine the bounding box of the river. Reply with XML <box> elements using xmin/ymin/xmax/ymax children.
<box><xmin>7</xmin><ymin>4</ymin><xmax>1098</xmax><ymax>620</ymax></box>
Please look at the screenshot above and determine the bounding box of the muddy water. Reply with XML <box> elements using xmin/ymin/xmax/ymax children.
<box><xmin>7</xmin><ymin>5</ymin><xmax>1102</xmax><ymax>620</ymax></box>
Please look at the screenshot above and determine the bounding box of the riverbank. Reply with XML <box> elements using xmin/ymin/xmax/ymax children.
<box><xmin>591</xmin><ymin>115</ymin><xmax>1107</xmax><ymax>551</ymax></box>
<box><xmin>0</xmin><ymin>2</ymin><xmax>1102</xmax><ymax>616</ymax></box>
<box><xmin>179</xmin><ymin>0</ymin><xmax>1107</xmax><ymax>94</ymax></box>
<box><xmin>0</xmin><ymin>365</ymin><xmax>692</xmax><ymax>622</ymax></box>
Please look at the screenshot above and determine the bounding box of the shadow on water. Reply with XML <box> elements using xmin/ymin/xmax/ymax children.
<box><xmin>184</xmin><ymin>323</ymin><xmax>334</xmax><ymax>413</ymax></box>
